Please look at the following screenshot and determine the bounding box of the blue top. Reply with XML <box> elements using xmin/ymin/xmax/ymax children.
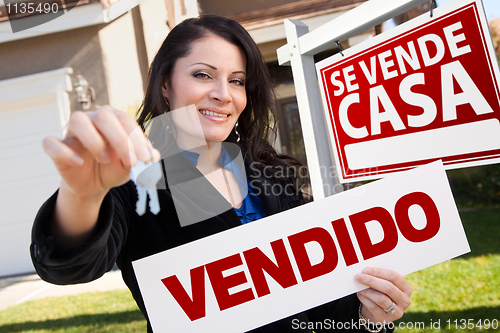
<box><xmin>233</xmin><ymin>180</ymin><xmax>265</xmax><ymax>224</ymax></box>
<box><xmin>181</xmin><ymin>147</ymin><xmax>266</xmax><ymax>224</ymax></box>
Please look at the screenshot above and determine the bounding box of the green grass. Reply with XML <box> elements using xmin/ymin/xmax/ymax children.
<box><xmin>0</xmin><ymin>290</ymin><xmax>146</xmax><ymax>333</ymax></box>
<box><xmin>0</xmin><ymin>208</ymin><xmax>499</xmax><ymax>332</ymax></box>
<box><xmin>395</xmin><ymin>207</ymin><xmax>500</xmax><ymax>332</ymax></box>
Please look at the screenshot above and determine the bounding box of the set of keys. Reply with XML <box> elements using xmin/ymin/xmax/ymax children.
<box><xmin>130</xmin><ymin>160</ymin><xmax>162</xmax><ymax>216</ymax></box>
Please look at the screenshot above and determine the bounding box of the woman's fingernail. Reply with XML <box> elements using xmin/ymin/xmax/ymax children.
<box><xmin>138</xmin><ymin>146</ymin><xmax>153</xmax><ymax>161</ymax></box>
<box><xmin>153</xmin><ymin>148</ymin><xmax>161</xmax><ymax>162</ymax></box>
<box><xmin>125</xmin><ymin>151</ymin><xmax>138</xmax><ymax>166</ymax></box>
<box><xmin>355</xmin><ymin>273</ymin><xmax>364</xmax><ymax>282</ymax></box>
<box><xmin>364</xmin><ymin>268</ymin><xmax>372</xmax><ymax>274</ymax></box>
<box><xmin>71</xmin><ymin>154</ymin><xmax>84</xmax><ymax>166</ymax></box>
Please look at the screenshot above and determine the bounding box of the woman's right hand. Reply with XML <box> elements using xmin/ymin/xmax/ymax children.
<box><xmin>41</xmin><ymin>106</ymin><xmax>160</xmax><ymax>244</ymax></box>
<box><xmin>43</xmin><ymin>105</ymin><xmax>159</xmax><ymax>200</ymax></box>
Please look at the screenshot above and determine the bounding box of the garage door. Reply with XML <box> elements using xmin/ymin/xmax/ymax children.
<box><xmin>0</xmin><ymin>68</ymin><xmax>72</xmax><ymax>277</ymax></box>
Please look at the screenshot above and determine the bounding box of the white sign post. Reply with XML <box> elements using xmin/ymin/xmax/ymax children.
<box><xmin>133</xmin><ymin>161</ymin><xmax>470</xmax><ymax>333</ymax></box>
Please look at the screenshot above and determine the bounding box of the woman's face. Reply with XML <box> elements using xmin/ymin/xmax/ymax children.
<box><xmin>162</xmin><ymin>34</ymin><xmax>247</xmax><ymax>144</ymax></box>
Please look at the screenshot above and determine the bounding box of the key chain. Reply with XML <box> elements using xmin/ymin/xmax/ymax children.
<box><xmin>130</xmin><ymin>160</ymin><xmax>162</xmax><ymax>215</ymax></box>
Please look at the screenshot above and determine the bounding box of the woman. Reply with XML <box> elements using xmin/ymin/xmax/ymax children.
<box><xmin>32</xmin><ymin>15</ymin><xmax>411</xmax><ymax>332</ymax></box>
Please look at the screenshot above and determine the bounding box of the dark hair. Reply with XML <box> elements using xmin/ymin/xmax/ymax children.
<box><xmin>137</xmin><ymin>15</ymin><xmax>304</xmax><ymax>188</ymax></box>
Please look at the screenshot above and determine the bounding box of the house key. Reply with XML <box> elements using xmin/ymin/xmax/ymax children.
<box><xmin>130</xmin><ymin>160</ymin><xmax>162</xmax><ymax>215</ymax></box>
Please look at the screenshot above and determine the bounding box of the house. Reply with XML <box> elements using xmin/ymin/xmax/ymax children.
<box><xmin>0</xmin><ymin>0</ymin><xmax>377</xmax><ymax>277</ymax></box>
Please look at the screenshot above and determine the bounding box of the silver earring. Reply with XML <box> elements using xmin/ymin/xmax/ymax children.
<box><xmin>165</xmin><ymin>108</ymin><xmax>172</xmax><ymax>133</ymax></box>
<box><xmin>235</xmin><ymin>121</ymin><xmax>241</xmax><ymax>143</ymax></box>
<box><xmin>164</xmin><ymin>97</ymin><xmax>170</xmax><ymax>109</ymax></box>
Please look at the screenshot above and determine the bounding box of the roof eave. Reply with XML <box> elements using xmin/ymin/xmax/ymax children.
<box><xmin>0</xmin><ymin>0</ymin><xmax>143</xmax><ymax>44</ymax></box>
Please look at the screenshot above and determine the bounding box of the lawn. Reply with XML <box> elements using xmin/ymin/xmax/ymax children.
<box><xmin>0</xmin><ymin>208</ymin><xmax>499</xmax><ymax>332</ymax></box>
<box><xmin>0</xmin><ymin>289</ymin><xmax>145</xmax><ymax>333</ymax></box>
<box><xmin>394</xmin><ymin>207</ymin><xmax>500</xmax><ymax>332</ymax></box>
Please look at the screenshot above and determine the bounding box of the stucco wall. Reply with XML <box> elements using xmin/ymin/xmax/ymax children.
<box><xmin>138</xmin><ymin>0</ymin><xmax>170</xmax><ymax>65</ymax></box>
<box><xmin>98</xmin><ymin>11</ymin><xmax>146</xmax><ymax>111</ymax></box>
<box><xmin>0</xmin><ymin>25</ymin><xmax>110</xmax><ymax>112</ymax></box>
<box><xmin>0</xmin><ymin>8</ymin><xmax>153</xmax><ymax>113</ymax></box>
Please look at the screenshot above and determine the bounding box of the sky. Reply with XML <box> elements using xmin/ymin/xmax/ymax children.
<box><xmin>438</xmin><ymin>0</ymin><xmax>500</xmax><ymax>19</ymax></box>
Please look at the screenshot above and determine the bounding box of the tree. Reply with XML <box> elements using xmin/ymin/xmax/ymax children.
<box><xmin>489</xmin><ymin>18</ymin><xmax>500</xmax><ymax>59</ymax></box>
<box><xmin>392</xmin><ymin>3</ymin><xmax>432</xmax><ymax>26</ymax></box>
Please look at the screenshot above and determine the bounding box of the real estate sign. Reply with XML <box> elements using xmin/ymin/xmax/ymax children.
<box><xmin>317</xmin><ymin>0</ymin><xmax>500</xmax><ymax>182</ymax></box>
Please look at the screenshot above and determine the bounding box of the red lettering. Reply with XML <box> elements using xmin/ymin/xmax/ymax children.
<box><xmin>161</xmin><ymin>265</ymin><xmax>206</xmax><ymax>321</ymax></box>
<box><xmin>288</xmin><ymin>227</ymin><xmax>338</xmax><ymax>282</ymax></box>
<box><xmin>161</xmin><ymin>191</ymin><xmax>442</xmax><ymax>320</ymax></box>
<box><xmin>350</xmin><ymin>207</ymin><xmax>398</xmax><ymax>260</ymax></box>
<box><xmin>331</xmin><ymin>218</ymin><xmax>359</xmax><ymax>266</ymax></box>
<box><xmin>395</xmin><ymin>191</ymin><xmax>441</xmax><ymax>242</ymax></box>
<box><xmin>243</xmin><ymin>239</ymin><xmax>298</xmax><ymax>298</ymax></box>
<box><xmin>205</xmin><ymin>254</ymin><xmax>255</xmax><ymax>311</ymax></box>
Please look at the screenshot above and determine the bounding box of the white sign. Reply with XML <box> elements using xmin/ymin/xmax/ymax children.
<box><xmin>133</xmin><ymin>161</ymin><xmax>470</xmax><ymax>332</ymax></box>
<box><xmin>317</xmin><ymin>0</ymin><xmax>500</xmax><ymax>183</ymax></box>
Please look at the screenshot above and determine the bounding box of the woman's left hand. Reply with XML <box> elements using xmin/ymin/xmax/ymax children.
<box><xmin>355</xmin><ymin>267</ymin><xmax>412</xmax><ymax>324</ymax></box>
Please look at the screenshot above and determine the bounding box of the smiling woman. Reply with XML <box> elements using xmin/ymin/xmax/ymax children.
<box><xmin>31</xmin><ymin>14</ymin><xmax>412</xmax><ymax>333</ymax></box>
<box><xmin>163</xmin><ymin>35</ymin><xmax>247</xmax><ymax>143</ymax></box>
